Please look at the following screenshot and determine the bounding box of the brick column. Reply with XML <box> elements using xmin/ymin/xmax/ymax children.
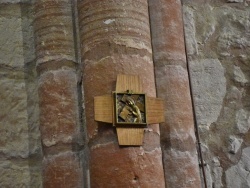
<box><xmin>149</xmin><ymin>0</ymin><xmax>202</xmax><ymax>187</ymax></box>
<box><xmin>78</xmin><ymin>0</ymin><xmax>165</xmax><ymax>187</ymax></box>
<box><xmin>34</xmin><ymin>1</ymin><xmax>84</xmax><ymax>187</ymax></box>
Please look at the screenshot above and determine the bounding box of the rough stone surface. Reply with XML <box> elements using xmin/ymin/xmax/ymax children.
<box><xmin>183</xmin><ymin>1</ymin><xmax>250</xmax><ymax>187</ymax></box>
<box><xmin>91</xmin><ymin>144</ymin><xmax>164</xmax><ymax>187</ymax></box>
<box><xmin>202</xmin><ymin>157</ymin><xmax>223</xmax><ymax>188</ymax></box>
<box><xmin>0</xmin><ymin>4</ymin><xmax>24</xmax><ymax>68</ymax></box>
<box><xmin>34</xmin><ymin>0</ymin><xmax>85</xmax><ymax>187</ymax></box>
<box><xmin>0</xmin><ymin>2</ymin><xmax>42</xmax><ymax>187</ymax></box>
<box><xmin>43</xmin><ymin>152</ymin><xmax>84</xmax><ymax>188</ymax></box>
<box><xmin>38</xmin><ymin>69</ymin><xmax>82</xmax><ymax>148</ymax></box>
<box><xmin>189</xmin><ymin>59</ymin><xmax>227</xmax><ymax>127</ymax></box>
<box><xmin>0</xmin><ymin>160</ymin><xmax>31</xmax><ymax>187</ymax></box>
<box><xmin>149</xmin><ymin>0</ymin><xmax>202</xmax><ymax>187</ymax></box>
<box><xmin>226</xmin><ymin>147</ymin><xmax>250</xmax><ymax>188</ymax></box>
<box><xmin>34</xmin><ymin>0</ymin><xmax>76</xmax><ymax>65</ymax></box>
<box><xmin>1</xmin><ymin>0</ymin><xmax>250</xmax><ymax>187</ymax></box>
<box><xmin>234</xmin><ymin>65</ymin><xmax>248</xmax><ymax>85</ymax></box>
<box><xmin>0</xmin><ymin>72</ymin><xmax>29</xmax><ymax>158</ymax></box>
<box><xmin>227</xmin><ymin>0</ymin><xmax>244</xmax><ymax>2</ymax></box>
<box><xmin>236</xmin><ymin>109</ymin><xmax>250</xmax><ymax>134</ymax></box>
<box><xmin>183</xmin><ymin>6</ymin><xmax>198</xmax><ymax>56</ymax></box>
<box><xmin>228</xmin><ymin>136</ymin><xmax>243</xmax><ymax>154</ymax></box>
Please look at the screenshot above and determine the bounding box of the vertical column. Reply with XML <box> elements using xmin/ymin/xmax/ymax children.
<box><xmin>149</xmin><ymin>0</ymin><xmax>202</xmax><ymax>187</ymax></box>
<box><xmin>78</xmin><ymin>0</ymin><xmax>165</xmax><ymax>187</ymax></box>
<box><xmin>34</xmin><ymin>0</ymin><xmax>84</xmax><ymax>187</ymax></box>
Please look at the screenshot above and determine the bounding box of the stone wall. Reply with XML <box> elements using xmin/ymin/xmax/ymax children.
<box><xmin>183</xmin><ymin>1</ymin><xmax>250</xmax><ymax>187</ymax></box>
<box><xmin>0</xmin><ymin>2</ymin><xmax>42</xmax><ymax>187</ymax></box>
<box><xmin>0</xmin><ymin>0</ymin><xmax>249</xmax><ymax>187</ymax></box>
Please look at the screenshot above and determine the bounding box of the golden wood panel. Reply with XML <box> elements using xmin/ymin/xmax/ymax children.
<box><xmin>115</xmin><ymin>74</ymin><xmax>144</xmax><ymax>145</ymax></box>
<box><xmin>94</xmin><ymin>95</ymin><xmax>113</xmax><ymax>123</ymax></box>
<box><xmin>146</xmin><ymin>97</ymin><xmax>165</xmax><ymax>124</ymax></box>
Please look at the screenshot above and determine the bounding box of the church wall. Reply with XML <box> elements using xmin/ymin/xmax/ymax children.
<box><xmin>183</xmin><ymin>1</ymin><xmax>250</xmax><ymax>187</ymax></box>
<box><xmin>0</xmin><ymin>0</ymin><xmax>249</xmax><ymax>187</ymax></box>
<box><xmin>0</xmin><ymin>2</ymin><xmax>42</xmax><ymax>187</ymax></box>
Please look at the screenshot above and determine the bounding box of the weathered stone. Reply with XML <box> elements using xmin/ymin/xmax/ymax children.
<box><xmin>0</xmin><ymin>159</ymin><xmax>40</xmax><ymax>188</ymax></box>
<box><xmin>0</xmin><ymin>4</ymin><xmax>24</xmax><ymax>68</ymax></box>
<box><xmin>226</xmin><ymin>147</ymin><xmax>250</xmax><ymax>188</ymax></box>
<box><xmin>148</xmin><ymin>0</ymin><xmax>186</xmax><ymax>64</ymax></box>
<box><xmin>90</xmin><ymin>143</ymin><xmax>165</xmax><ymax>187</ymax></box>
<box><xmin>78</xmin><ymin>0</ymin><xmax>152</xmax><ymax>56</ymax></box>
<box><xmin>149</xmin><ymin>1</ymin><xmax>201</xmax><ymax>187</ymax></box>
<box><xmin>194</xmin><ymin>5</ymin><xmax>216</xmax><ymax>45</ymax></box>
<box><xmin>228</xmin><ymin>136</ymin><xmax>243</xmax><ymax>154</ymax></box>
<box><xmin>226</xmin><ymin>86</ymin><xmax>242</xmax><ymax>106</ymax></box>
<box><xmin>155</xmin><ymin>65</ymin><xmax>201</xmax><ymax>187</ymax></box>
<box><xmin>0</xmin><ymin>71</ymin><xmax>30</xmax><ymax>158</ymax></box>
<box><xmin>183</xmin><ymin>2</ymin><xmax>250</xmax><ymax>187</ymax></box>
<box><xmin>234</xmin><ymin>65</ymin><xmax>248</xmax><ymax>85</ymax></box>
<box><xmin>183</xmin><ymin>5</ymin><xmax>198</xmax><ymax>56</ymax></box>
<box><xmin>34</xmin><ymin>0</ymin><xmax>76</xmax><ymax>65</ymax></box>
<box><xmin>210</xmin><ymin>157</ymin><xmax>223</xmax><ymax>188</ymax></box>
<box><xmin>189</xmin><ymin>59</ymin><xmax>227</xmax><ymax>127</ymax></box>
<box><xmin>43</xmin><ymin>152</ymin><xmax>83</xmax><ymax>188</ymax></box>
<box><xmin>236</xmin><ymin>109</ymin><xmax>250</xmax><ymax>134</ymax></box>
<box><xmin>217</xmin><ymin>7</ymin><xmax>250</xmax><ymax>54</ymax></box>
<box><xmin>20</xmin><ymin>3</ymin><xmax>36</xmax><ymax>64</ymax></box>
<box><xmin>227</xmin><ymin>0</ymin><xmax>244</xmax><ymax>3</ymax></box>
<box><xmin>38</xmin><ymin>69</ymin><xmax>81</xmax><ymax>148</ymax></box>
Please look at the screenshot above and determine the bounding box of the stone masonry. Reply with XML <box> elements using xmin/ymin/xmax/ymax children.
<box><xmin>0</xmin><ymin>0</ymin><xmax>249</xmax><ymax>188</ymax></box>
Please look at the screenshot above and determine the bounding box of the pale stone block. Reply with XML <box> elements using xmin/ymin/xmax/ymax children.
<box><xmin>234</xmin><ymin>66</ymin><xmax>248</xmax><ymax>85</ymax></box>
<box><xmin>228</xmin><ymin>136</ymin><xmax>243</xmax><ymax>154</ymax></box>
<box><xmin>189</xmin><ymin>59</ymin><xmax>226</xmax><ymax>127</ymax></box>
<box><xmin>0</xmin><ymin>4</ymin><xmax>24</xmax><ymax>68</ymax></box>
<box><xmin>227</xmin><ymin>0</ymin><xmax>244</xmax><ymax>2</ymax></box>
<box><xmin>0</xmin><ymin>160</ymin><xmax>30</xmax><ymax>187</ymax></box>
<box><xmin>183</xmin><ymin>5</ymin><xmax>198</xmax><ymax>56</ymax></box>
<box><xmin>226</xmin><ymin>147</ymin><xmax>250</xmax><ymax>188</ymax></box>
<box><xmin>236</xmin><ymin>109</ymin><xmax>250</xmax><ymax>134</ymax></box>
<box><xmin>0</xmin><ymin>72</ymin><xmax>29</xmax><ymax>158</ymax></box>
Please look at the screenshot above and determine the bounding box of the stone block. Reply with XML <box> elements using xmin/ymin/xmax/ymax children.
<box><xmin>189</xmin><ymin>59</ymin><xmax>226</xmax><ymax>127</ymax></box>
<box><xmin>0</xmin><ymin>4</ymin><xmax>24</xmax><ymax>68</ymax></box>
<box><xmin>0</xmin><ymin>71</ymin><xmax>30</xmax><ymax>158</ymax></box>
<box><xmin>38</xmin><ymin>69</ymin><xmax>80</xmax><ymax>147</ymax></box>
<box><xmin>0</xmin><ymin>159</ymin><xmax>42</xmax><ymax>188</ymax></box>
<box><xmin>34</xmin><ymin>0</ymin><xmax>76</xmax><ymax>65</ymax></box>
<box><xmin>236</xmin><ymin>109</ymin><xmax>250</xmax><ymax>134</ymax></box>
<box><xmin>90</xmin><ymin>143</ymin><xmax>165</xmax><ymax>187</ymax></box>
<box><xmin>183</xmin><ymin>5</ymin><xmax>198</xmax><ymax>56</ymax></box>
<box><xmin>43</xmin><ymin>152</ymin><xmax>83</xmax><ymax>188</ymax></box>
<box><xmin>226</xmin><ymin>147</ymin><xmax>250</xmax><ymax>188</ymax></box>
<box><xmin>228</xmin><ymin>136</ymin><xmax>243</xmax><ymax>154</ymax></box>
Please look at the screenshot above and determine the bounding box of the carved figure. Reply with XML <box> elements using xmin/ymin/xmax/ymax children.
<box><xmin>126</xmin><ymin>97</ymin><xmax>142</xmax><ymax>123</ymax></box>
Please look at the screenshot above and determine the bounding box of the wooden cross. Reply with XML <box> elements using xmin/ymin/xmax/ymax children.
<box><xmin>94</xmin><ymin>74</ymin><xmax>164</xmax><ymax>146</ymax></box>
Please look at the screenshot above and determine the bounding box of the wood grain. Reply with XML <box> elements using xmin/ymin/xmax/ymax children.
<box><xmin>116</xmin><ymin>74</ymin><xmax>143</xmax><ymax>93</ymax></box>
<box><xmin>116</xmin><ymin>127</ymin><xmax>144</xmax><ymax>145</ymax></box>
<box><xmin>94</xmin><ymin>95</ymin><xmax>113</xmax><ymax>123</ymax></box>
<box><xmin>146</xmin><ymin>97</ymin><xmax>165</xmax><ymax>124</ymax></box>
